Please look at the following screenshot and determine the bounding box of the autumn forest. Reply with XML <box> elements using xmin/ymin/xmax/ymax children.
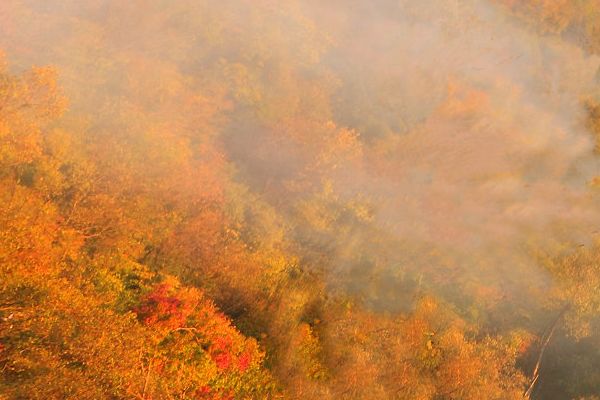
<box><xmin>1</xmin><ymin>1</ymin><xmax>600</xmax><ymax>399</ymax></box>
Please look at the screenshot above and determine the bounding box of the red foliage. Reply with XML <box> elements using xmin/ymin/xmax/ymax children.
<box><xmin>134</xmin><ymin>283</ymin><xmax>195</xmax><ymax>330</ymax></box>
<box><xmin>195</xmin><ymin>385</ymin><xmax>212</xmax><ymax>398</ymax></box>
<box><xmin>237</xmin><ymin>350</ymin><xmax>252</xmax><ymax>372</ymax></box>
<box><xmin>210</xmin><ymin>336</ymin><xmax>234</xmax><ymax>370</ymax></box>
<box><xmin>214</xmin><ymin>352</ymin><xmax>232</xmax><ymax>370</ymax></box>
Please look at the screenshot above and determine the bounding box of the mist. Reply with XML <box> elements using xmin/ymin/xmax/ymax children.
<box><xmin>2</xmin><ymin>1</ymin><xmax>600</xmax><ymax>398</ymax></box>
<box><xmin>2</xmin><ymin>0</ymin><xmax>599</xmax><ymax>318</ymax></box>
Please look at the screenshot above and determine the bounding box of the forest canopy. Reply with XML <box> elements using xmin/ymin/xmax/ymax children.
<box><xmin>1</xmin><ymin>1</ymin><xmax>600</xmax><ymax>399</ymax></box>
